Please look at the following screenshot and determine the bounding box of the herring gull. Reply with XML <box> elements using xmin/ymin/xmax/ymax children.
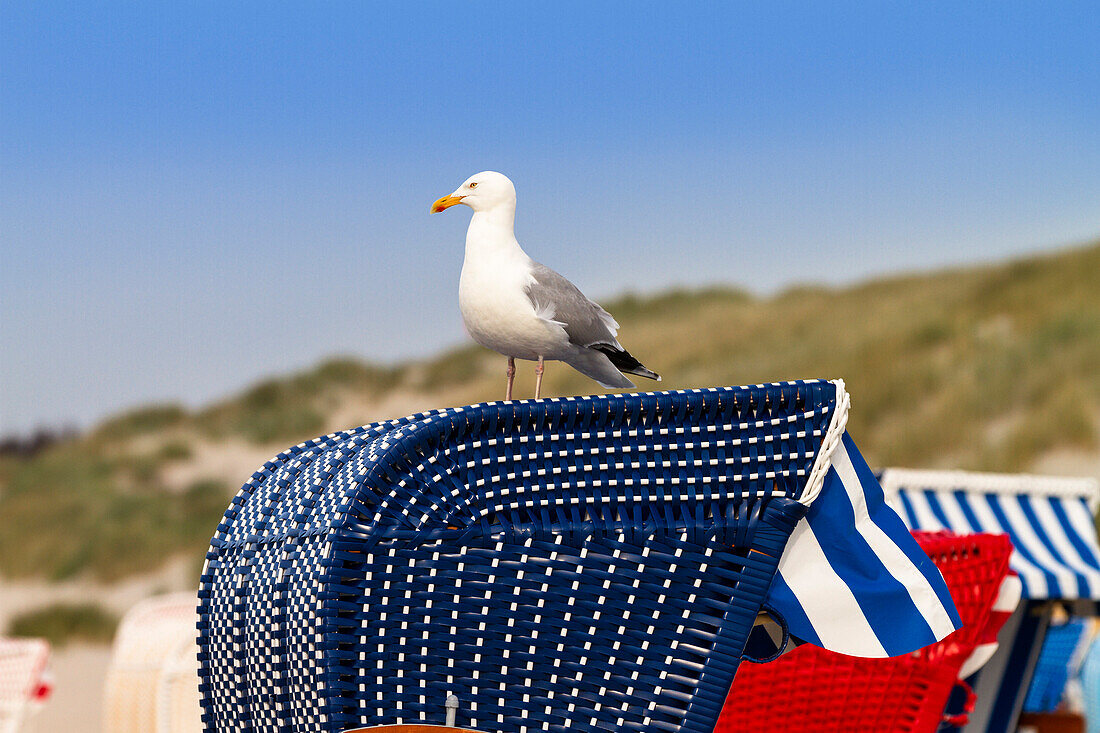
<box><xmin>431</xmin><ymin>171</ymin><xmax>660</xmax><ymax>400</ymax></box>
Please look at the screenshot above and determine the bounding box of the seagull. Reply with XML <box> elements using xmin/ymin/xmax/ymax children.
<box><xmin>431</xmin><ymin>171</ymin><xmax>660</xmax><ymax>400</ymax></box>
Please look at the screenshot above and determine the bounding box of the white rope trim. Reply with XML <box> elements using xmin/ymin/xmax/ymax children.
<box><xmin>880</xmin><ymin>468</ymin><xmax>1100</xmax><ymax>513</ymax></box>
<box><xmin>798</xmin><ymin>379</ymin><xmax>850</xmax><ymax>507</ymax></box>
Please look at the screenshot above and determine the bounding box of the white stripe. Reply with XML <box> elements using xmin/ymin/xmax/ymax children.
<box><xmin>886</xmin><ymin>491</ymin><xmax>915</xmax><ymax>530</ymax></box>
<box><xmin>959</xmin><ymin>491</ymin><xmax>1051</xmax><ymax>598</ymax></box>
<box><xmin>1033</xmin><ymin>498</ymin><xmax>1100</xmax><ymax>598</ymax></box>
<box><xmin>777</xmin><ymin>518</ymin><xmax>887</xmax><ymax>657</ymax></box>
<box><xmin>1060</xmin><ymin>497</ymin><xmax>1100</xmax><ymax>595</ymax></box>
<box><xmin>896</xmin><ymin>505</ymin><xmax>913</xmax><ymax>530</ymax></box>
<box><xmin>833</xmin><ymin>447</ymin><xmax>957</xmax><ymax>641</ymax></box>
<box><xmin>997</xmin><ymin>495</ymin><xmax>1081</xmax><ymax>599</ymax></box>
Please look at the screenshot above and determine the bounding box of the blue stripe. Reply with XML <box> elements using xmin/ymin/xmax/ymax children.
<box><xmin>843</xmin><ymin>436</ymin><xmax>960</xmax><ymax>629</ymax></box>
<box><xmin>1018</xmin><ymin>494</ymin><xmax>1089</xmax><ymax>599</ymax></box>
<box><xmin>895</xmin><ymin>489</ymin><xmax>919</xmax><ymax>529</ymax></box>
<box><xmin>950</xmin><ymin>489</ymin><xmax>982</xmax><ymax>533</ymax></box>
<box><xmin>986</xmin><ymin>493</ymin><xmax>1063</xmax><ymax>597</ymax></box>
<box><xmin>765</xmin><ymin>571</ymin><xmax>822</xmax><ymax>648</ymax></box>
<box><xmin>807</xmin><ymin>464</ymin><xmax>938</xmax><ymax>655</ymax></box>
<box><xmin>922</xmin><ymin>489</ymin><xmax>956</xmax><ymax>530</ymax></box>
<box><xmin>1052</xmin><ymin>497</ymin><xmax>1100</xmax><ymax>579</ymax></box>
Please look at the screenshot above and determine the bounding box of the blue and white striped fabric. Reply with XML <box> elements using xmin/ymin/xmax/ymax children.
<box><xmin>882</xmin><ymin>469</ymin><xmax>1100</xmax><ymax>600</ymax></box>
<box><xmin>766</xmin><ymin>432</ymin><xmax>963</xmax><ymax>657</ymax></box>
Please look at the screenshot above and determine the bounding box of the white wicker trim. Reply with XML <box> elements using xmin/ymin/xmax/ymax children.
<box><xmin>880</xmin><ymin>468</ymin><xmax>1100</xmax><ymax>513</ymax></box>
<box><xmin>798</xmin><ymin>379</ymin><xmax>850</xmax><ymax>507</ymax></box>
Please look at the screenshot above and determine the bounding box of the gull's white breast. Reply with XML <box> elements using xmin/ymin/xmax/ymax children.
<box><xmin>458</xmin><ymin>255</ymin><xmax>567</xmax><ymax>361</ymax></box>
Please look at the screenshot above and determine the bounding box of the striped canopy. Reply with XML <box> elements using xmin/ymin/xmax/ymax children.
<box><xmin>881</xmin><ymin>469</ymin><xmax>1100</xmax><ymax>600</ymax></box>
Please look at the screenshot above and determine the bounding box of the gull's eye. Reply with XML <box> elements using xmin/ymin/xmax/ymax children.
<box><xmin>468</xmin><ymin>182</ymin><xmax>478</xmax><ymax>189</ymax></box>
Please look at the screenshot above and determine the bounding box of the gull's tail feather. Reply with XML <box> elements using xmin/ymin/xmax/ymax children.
<box><xmin>592</xmin><ymin>344</ymin><xmax>661</xmax><ymax>382</ymax></box>
<box><xmin>564</xmin><ymin>348</ymin><xmax>636</xmax><ymax>389</ymax></box>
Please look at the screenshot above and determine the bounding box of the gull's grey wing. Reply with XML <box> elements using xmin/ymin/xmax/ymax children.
<box><xmin>526</xmin><ymin>263</ymin><xmax>621</xmax><ymax>348</ymax></box>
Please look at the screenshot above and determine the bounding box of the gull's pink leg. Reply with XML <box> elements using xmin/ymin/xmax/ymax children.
<box><xmin>534</xmin><ymin>357</ymin><xmax>545</xmax><ymax>399</ymax></box>
<box><xmin>505</xmin><ymin>357</ymin><xmax>516</xmax><ymax>401</ymax></box>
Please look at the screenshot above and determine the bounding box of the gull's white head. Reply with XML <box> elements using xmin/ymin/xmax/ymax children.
<box><xmin>431</xmin><ymin>171</ymin><xmax>516</xmax><ymax>214</ymax></box>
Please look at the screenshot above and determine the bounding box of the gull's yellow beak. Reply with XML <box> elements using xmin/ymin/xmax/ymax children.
<box><xmin>430</xmin><ymin>194</ymin><xmax>465</xmax><ymax>214</ymax></box>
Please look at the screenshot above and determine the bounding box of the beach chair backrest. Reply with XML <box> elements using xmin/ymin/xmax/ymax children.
<box><xmin>199</xmin><ymin>380</ymin><xmax>846</xmax><ymax>733</ymax></box>
<box><xmin>104</xmin><ymin>593</ymin><xmax>199</xmax><ymax>733</ymax></box>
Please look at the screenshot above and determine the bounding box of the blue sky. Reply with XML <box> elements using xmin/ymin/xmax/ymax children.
<box><xmin>2</xmin><ymin>2</ymin><xmax>1098</xmax><ymax>433</ymax></box>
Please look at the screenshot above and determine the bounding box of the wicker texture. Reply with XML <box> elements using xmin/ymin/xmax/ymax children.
<box><xmin>1024</xmin><ymin>619</ymin><xmax>1088</xmax><ymax>713</ymax></box>
<box><xmin>104</xmin><ymin>593</ymin><xmax>202</xmax><ymax>733</ymax></box>
<box><xmin>718</xmin><ymin>531</ymin><xmax>1015</xmax><ymax>732</ymax></box>
<box><xmin>198</xmin><ymin>381</ymin><xmax>843</xmax><ymax>733</ymax></box>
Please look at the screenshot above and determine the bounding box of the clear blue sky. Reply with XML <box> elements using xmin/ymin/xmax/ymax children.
<box><xmin>2</xmin><ymin>2</ymin><xmax>1098</xmax><ymax>433</ymax></box>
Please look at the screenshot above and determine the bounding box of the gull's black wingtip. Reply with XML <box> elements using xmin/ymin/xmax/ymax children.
<box><xmin>593</xmin><ymin>345</ymin><xmax>661</xmax><ymax>382</ymax></box>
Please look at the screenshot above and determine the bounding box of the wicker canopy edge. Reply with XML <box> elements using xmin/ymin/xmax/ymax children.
<box><xmin>207</xmin><ymin>379</ymin><xmax>846</xmax><ymax>550</ymax></box>
<box><xmin>198</xmin><ymin>380</ymin><xmax>846</xmax><ymax>732</ymax></box>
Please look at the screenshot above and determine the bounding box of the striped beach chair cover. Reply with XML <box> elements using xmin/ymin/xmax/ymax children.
<box><xmin>104</xmin><ymin>593</ymin><xmax>202</xmax><ymax>733</ymax></box>
<box><xmin>0</xmin><ymin>638</ymin><xmax>50</xmax><ymax>733</ymax></box>
<box><xmin>198</xmin><ymin>380</ymin><xmax>959</xmax><ymax>732</ymax></box>
<box><xmin>717</xmin><ymin>531</ymin><xmax>1016</xmax><ymax>732</ymax></box>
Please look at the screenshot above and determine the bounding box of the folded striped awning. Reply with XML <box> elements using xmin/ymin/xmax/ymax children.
<box><xmin>764</xmin><ymin>429</ymin><xmax>963</xmax><ymax>658</ymax></box>
<box><xmin>881</xmin><ymin>469</ymin><xmax>1100</xmax><ymax>600</ymax></box>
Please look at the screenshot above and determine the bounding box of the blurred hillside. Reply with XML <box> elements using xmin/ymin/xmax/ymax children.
<box><xmin>1</xmin><ymin>241</ymin><xmax>1098</xmax><ymax>588</ymax></box>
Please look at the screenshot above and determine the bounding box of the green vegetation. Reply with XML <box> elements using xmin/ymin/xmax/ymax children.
<box><xmin>1</xmin><ymin>241</ymin><xmax>1098</xmax><ymax>582</ymax></box>
<box><xmin>0</xmin><ymin>439</ymin><xmax>232</xmax><ymax>580</ymax></box>
<box><xmin>7</xmin><ymin>603</ymin><xmax>118</xmax><ymax>646</ymax></box>
<box><xmin>195</xmin><ymin>357</ymin><xmax>399</xmax><ymax>443</ymax></box>
<box><xmin>94</xmin><ymin>404</ymin><xmax>187</xmax><ymax>440</ymax></box>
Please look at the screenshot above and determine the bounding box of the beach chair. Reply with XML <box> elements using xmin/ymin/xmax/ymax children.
<box><xmin>0</xmin><ymin>637</ymin><xmax>50</xmax><ymax>733</ymax></box>
<box><xmin>881</xmin><ymin>468</ymin><xmax>1100</xmax><ymax>732</ymax></box>
<box><xmin>1023</xmin><ymin>618</ymin><xmax>1089</xmax><ymax>714</ymax></box>
<box><xmin>156</xmin><ymin>638</ymin><xmax>203</xmax><ymax>733</ymax></box>
<box><xmin>718</xmin><ymin>531</ymin><xmax>1016</xmax><ymax>732</ymax></box>
<box><xmin>1081</xmin><ymin>632</ymin><xmax>1100</xmax><ymax>733</ymax></box>
<box><xmin>104</xmin><ymin>593</ymin><xmax>202</xmax><ymax>733</ymax></box>
<box><xmin>197</xmin><ymin>380</ymin><xmax>958</xmax><ymax>732</ymax></box>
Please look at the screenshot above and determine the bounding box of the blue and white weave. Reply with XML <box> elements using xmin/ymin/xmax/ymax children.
<box><xmin>882</xmin><ymin>469</ymin><xmax>1100</xmax><ymax>601</ymax></box>
<box><xmin>197</xmin><ymin>379</ymin><xmax>960</xmax><ymax>732</ymax></box>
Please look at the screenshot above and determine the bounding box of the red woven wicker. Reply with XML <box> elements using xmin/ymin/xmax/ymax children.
<box><xmin>716</xmin><ymin>531</ymin><xmax>1015</xmax><ymax>733</ymax></box>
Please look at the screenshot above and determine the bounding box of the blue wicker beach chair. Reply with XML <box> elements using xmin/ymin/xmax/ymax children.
<box><xmin>197</xmin><ymin>379</ymin><xmax>953</xmax><ymax>733</ymax></box>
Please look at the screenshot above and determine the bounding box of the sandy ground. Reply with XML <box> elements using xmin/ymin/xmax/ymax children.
<box><xmin>0</xmin><ymin>557</ymin><xmax>195</xmax><ymax>632</ymax></box>
<box><xmin>22</xmin><ymin>644</ymin><xmax>111</xmax><ymax>733</ymax></box>
<box><xmin>2</xmin><ymin>558</ymin><xmax>198</xmax><ymax>733</ymax></box>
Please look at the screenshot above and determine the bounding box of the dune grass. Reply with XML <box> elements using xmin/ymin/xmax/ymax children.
<box><xmin>1</xmin><ymin>241</ymin><xmax>1097</xmax><ymax>581</ymax></box>
<box><xmin>7</xmin><ymin>603</ymin><xmax>118</xmax><ymax>646</ymax></box>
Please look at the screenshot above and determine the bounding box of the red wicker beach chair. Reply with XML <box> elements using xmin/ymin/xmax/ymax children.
<box><xmin>717</xmin><ymin>531</ymin><xmax>1016</xmax><ymax>732</ymax></box>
